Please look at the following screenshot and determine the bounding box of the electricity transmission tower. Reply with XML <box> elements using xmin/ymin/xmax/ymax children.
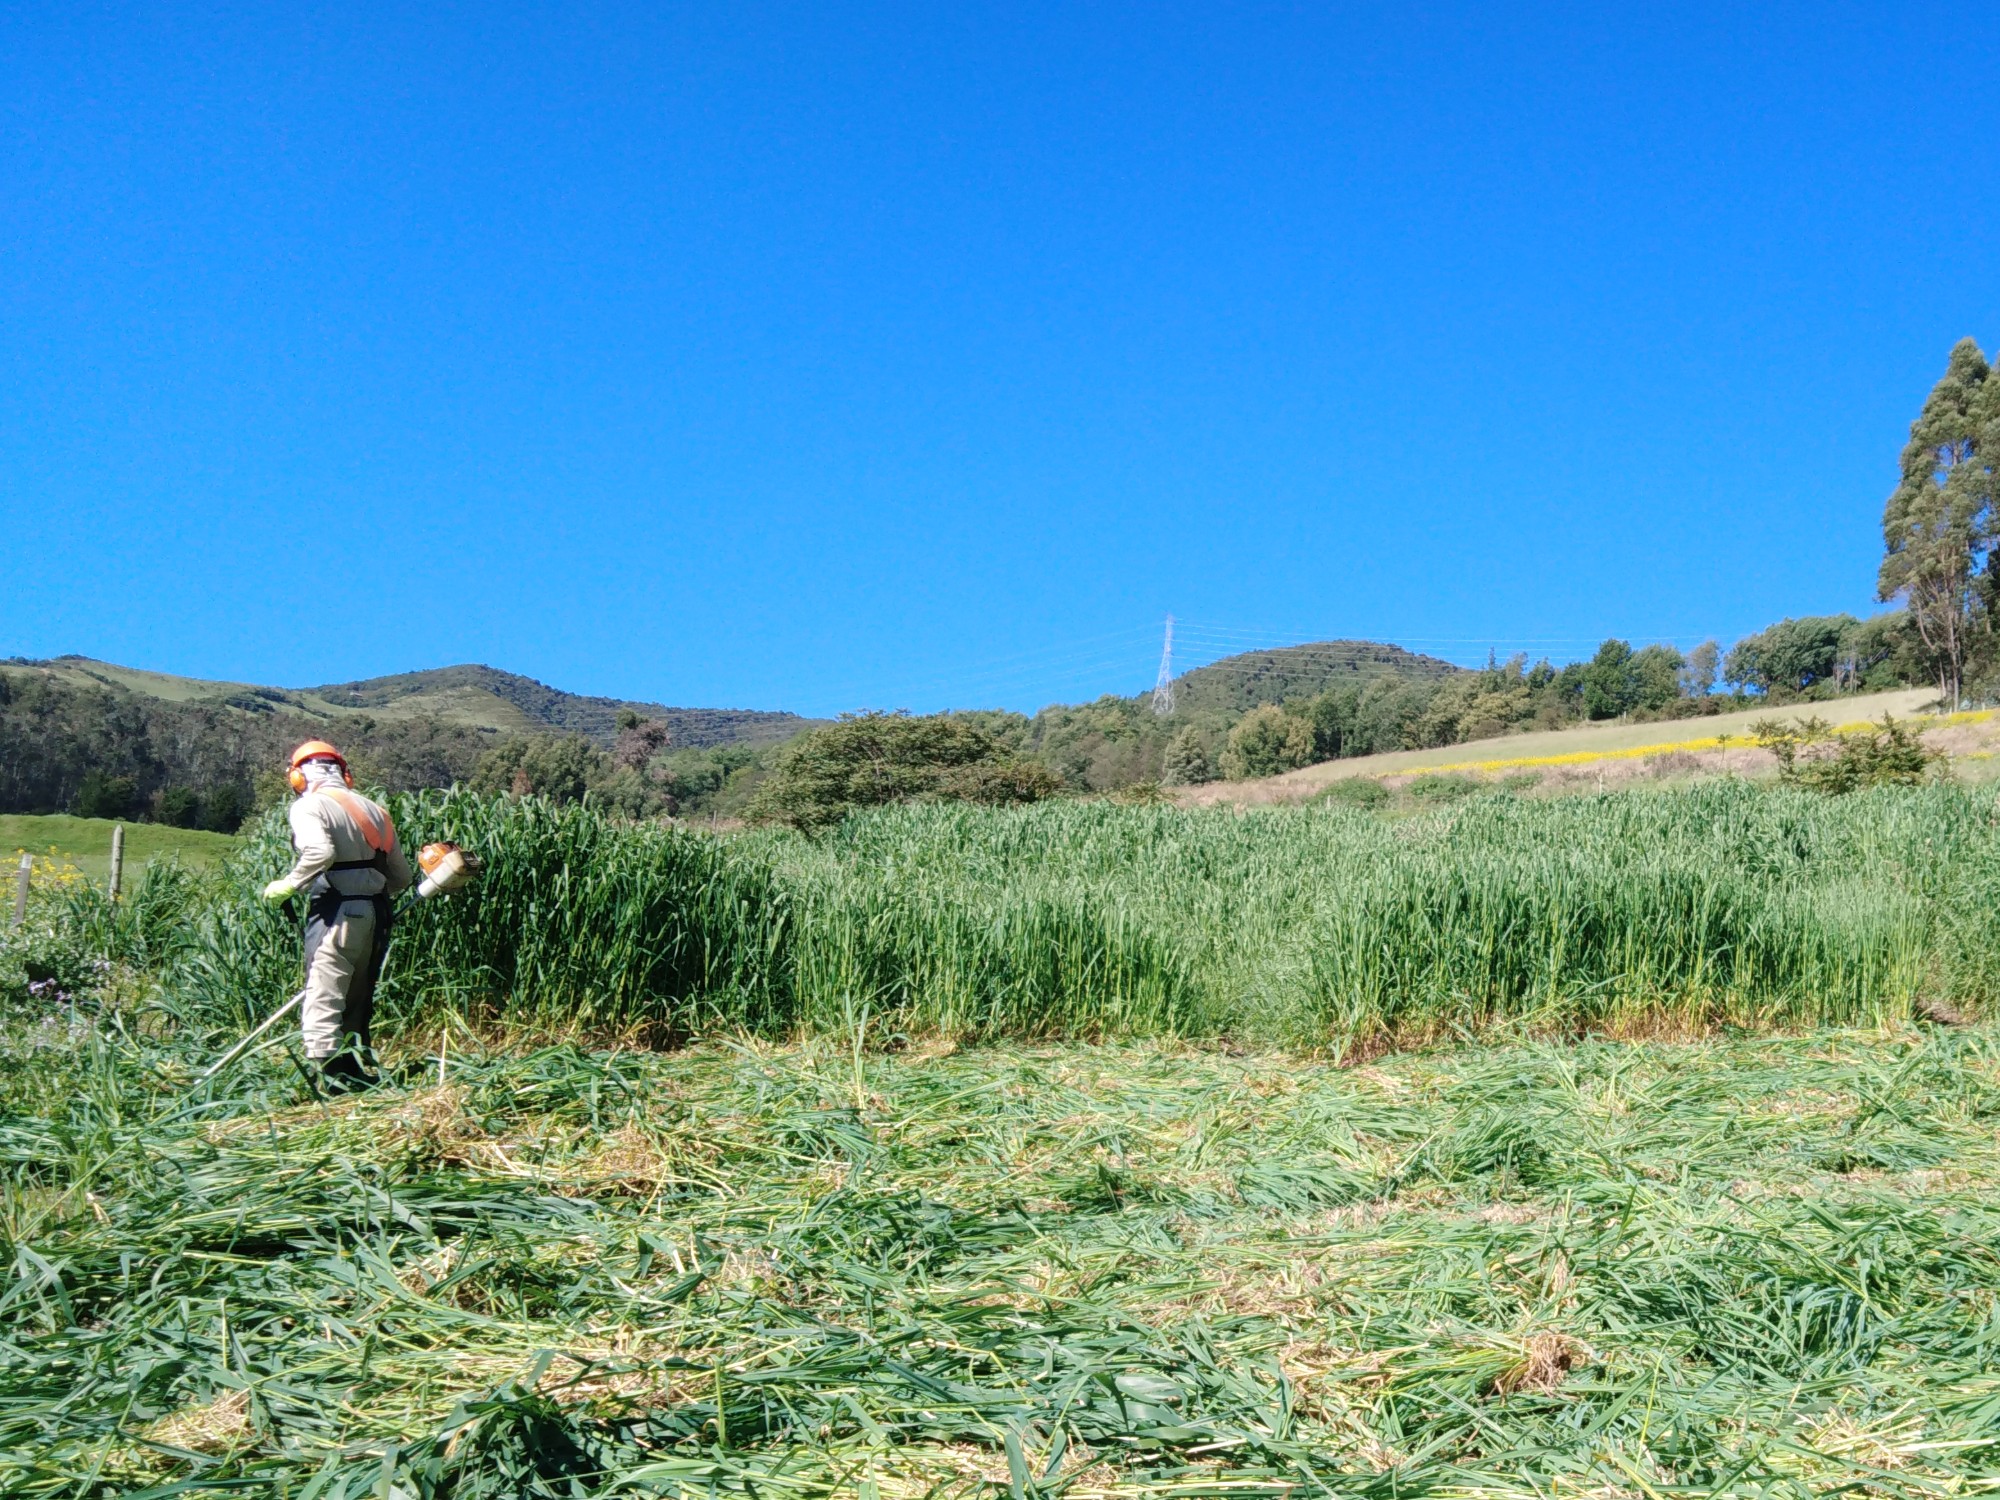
<box><xmin>1151</xmin><ymin>615</ymin><xmax>1176</xmax><ymax>717</ymax></box>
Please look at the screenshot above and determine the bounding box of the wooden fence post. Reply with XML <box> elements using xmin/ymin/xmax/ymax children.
<box><xmin>109</xmin><ymin>825</ymin><xmax>125</xmax><ymax>903</ymax></box>
<box><xmin>10</xmin><ymin>853</ymin><xmax>29</xmax><ymax>931</ymax></box>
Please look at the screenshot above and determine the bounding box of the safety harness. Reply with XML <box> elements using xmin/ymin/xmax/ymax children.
<box><xmin>304</xmin><ymin>788</ymin><xmax>400</xmax><ymax>939</ymax></box>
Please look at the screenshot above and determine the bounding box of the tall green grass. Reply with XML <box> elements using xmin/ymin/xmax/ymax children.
<box><xmin>167</xmin><ymin>791</ymin><xmax>795</xmax><ymax>1040</ymax></box>
<box><xmin>153</xmin><ymin>781</ymin><xmax>2000</xmax><ymax>1047</ymax></box>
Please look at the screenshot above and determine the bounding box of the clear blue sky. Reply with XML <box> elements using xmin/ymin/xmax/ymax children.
<box><xmin>4</xmin><ymin>4</ymin><xmax>1996</xmax><ymax>716</ymax></box>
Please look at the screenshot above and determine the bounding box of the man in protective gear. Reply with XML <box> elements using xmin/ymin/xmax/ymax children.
<box><xmin>262</xmin><ymin>741</ymin><xmax>413</xmax><ymax>1090</ymax></box>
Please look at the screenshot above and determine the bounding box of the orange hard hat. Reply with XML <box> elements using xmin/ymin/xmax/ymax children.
<box><xmin>287</xmin><ymin>740</ymin><xmax>354</xmax><ymax>794</ymax></box>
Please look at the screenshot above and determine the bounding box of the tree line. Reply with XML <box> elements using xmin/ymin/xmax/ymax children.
<box><xmin>0</xmin><ymin>670</ymin><xmax>497</xmax><ymax>826</ymax></box>
<box><xmin>8</xmin><ymin>336</ymin><xmax>1996</xmax><ymax>827</ymax></box>
<box><xmin>1160</xmin><ymin>610</ymin><xmax>1932</xmax><ymax>785</ymax></box>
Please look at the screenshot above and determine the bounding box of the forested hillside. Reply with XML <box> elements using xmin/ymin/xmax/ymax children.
<box><xmin>0</xmin><ymin>607</ymin><xmax>1944</xmax><ymax>826</ymax></box>
<box><xmin>0</xmin><ymin>658</ymin><xmax>814</xmax><ymax>827</ymax></box>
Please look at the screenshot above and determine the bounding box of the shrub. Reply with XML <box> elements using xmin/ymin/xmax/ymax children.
<box><xmin>202</xmin><ymin>782</ymin><xmax>251</xmax><ymax>833</ymax></box>
<box><xmin>1318</xmin><ymin>777</ymin><xmax>1390</xmax><ymax>810</ymax></box>
<box><xmin>749</xmin><ymin>712</ymin><xmax>1061</xmax><ymax>833</ymax></box>
<box><xmin>1756</xmin><ymin>713</ymin><xmax>1941</xmax><ymax>794</ymax></box>
<box><xmin>1220</xmin><ymin>706</ymin><xmax>1314</xmax><ymax>780</ymax></box>
<box><xmin>73</xmin><ymin>772</ymin><xmax>137</xmax><ymax>821</ymax></box>
<box><xmin>153</xmin><ymin>785</ymin><xmax>202</xmax><ymax>828</ymax></box>
<box><xmin>1160</xmin><ymin>726</ymin><xmax>1214</xmax><ymax>786</ymax></box>
<box><xmin>474</xmin><ymin>735</ymin><xmax>607</xmax><ymax>804</ymax></box>
<box><xmin>1407</xmin><ymin>774</ymin><xmax>1480</xmax><ymax>804</ymax></box>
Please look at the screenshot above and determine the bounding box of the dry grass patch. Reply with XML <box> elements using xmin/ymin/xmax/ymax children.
<box><xmin>142</xmin><ymin>1388</ymin><xmax>251</xmax><ymax>1455</ymax></box>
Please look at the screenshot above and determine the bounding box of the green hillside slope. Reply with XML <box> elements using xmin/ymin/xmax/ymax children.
<box><xmin>1</xmin><ymin>814</ymin><xmax>237</xmax><ymax>881</ymax></box>
<box><xmin>1168</xmin><ymin>639</ymin><xmax>1463</xmax><ymax>716</ymax></box>
<box><xmin>21</xmin><ymin>657</ymin><xmax>815</xmax><ymax>750</ymax></box>
<box><xmin>1023</xmin><ymin>639</ymin><xmax>1466</xmax><ymax>789</ymax></box>
<box><xmin>0</xmin><ymin>656</ymin><xmax>825</xmax><ymax>821</ymax></box>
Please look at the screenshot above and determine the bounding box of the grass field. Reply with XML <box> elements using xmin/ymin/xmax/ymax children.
<box><xmin>1178</xmin><ymin>687</ymin><xmax>1943</xmax><ymax>806</ymax></box>
<box><xmin>9</xmin><ymin>781</ymin><xmax>2000</xmax><ymax>1493</ymax></box>
<box><xmin>5</xmin><ymin>1019</ymin><xmax>1999</xmax><ymax>1495</ymax></box>
<box><xmin>138</xmin><ymin>782</ymin><xmax>1997</xmax><ymax>1055</ymax></box>
<box><xmin>0</xmin><ymin>813</ymin><xmax>239</xmax><ymax>882</ymax></box>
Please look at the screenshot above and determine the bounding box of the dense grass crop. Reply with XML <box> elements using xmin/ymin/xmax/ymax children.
<box><xmin>126</xmin><ymin>779</ymin><xmax>2000</xmax><ymax>1050</ymax></box>
<box><xmin>775</xmin><ymin>787</ymin><xmax>1992</xmax><ymax>1044</ymax></box>
<box><xmin>9</xmin><ymin>782</ymin><xmax>2000</xmax><ymax>1492</ymax></box>
<box><xmin>5</xmin><ymin>1015</ymin><xmax>2000</xmax><ymax>1495</ymax></box>
<box><xmin>161</xmin><ymin>792</ymin><xmax>795</xmax><ymax>1043</ymax></box>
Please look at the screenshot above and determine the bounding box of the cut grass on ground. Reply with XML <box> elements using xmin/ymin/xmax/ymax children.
<box><xmin>8</xmin><ymin>1020</ymin><xmax>2000</xmax><ymax>1495</ymax></box>
<box><xmin>0</xmin><ymin>813</ymin><xmax>238</xmax><ymax>882</ymax></box>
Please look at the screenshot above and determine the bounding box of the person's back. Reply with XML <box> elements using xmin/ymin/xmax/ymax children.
<box><xmin>285</xmin><ymin>784</ymin><xmax>414</xmax><ymax>899</ymax></box>
<box><xmin>262</xmin><ymin>742</ymin><xmax>411</xmax><ymax>1089</ymax></box>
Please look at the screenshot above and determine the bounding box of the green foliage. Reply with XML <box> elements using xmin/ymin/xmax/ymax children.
<box><xmin>1219</xmin><ymin>704</ymin><xmax>1314</xmax><ymax>780</ymax></box>
<box><xmin>1159</xmin><ymin>725</ymin><xmax>1214</xmax><ymax>786</ymax></box>
<box><xmin>1679</xmin><ymin>639</ymin><xmax>1720</xmax><ymax>697</ymax></box>
<box><xmin>471</xmin><ymin>732</ymin><xmax>680</xmax><ymax>817</ymax></box>
<box><xmin>1879</xmin><ymin>337</ymin><xmax>2000</xmax><ymax>706</ymax></box>
<box><xmin>1580</xmin><ymin>640</ymin><xmax>1634</xmax><ymax>719</ymax></box>
<box><xmin>1579</xmin><ymin>640</ymin><xmax>1683</xmax><ymax>719</ymax></box>
<box><xmin>201</xmin><ymin>782</ymin><xmax>250</xmax><ymax>834</ymax></box>
<box><xmin>1756</xmin><ymin>714</ymin><xmax>1943</xmax><ymax>795</ymax></box>
<box><xmin>1631</xmin><ymin>643</ymin><xmax>1684</xmax><ymax>710</ymax></box>
<box><xmin>1725</xmin><ymin>615</ymin><xmax>1860</xmax><ymax>695</ymax></box>
<box><xmin>1168</xmin><ymin>639</ymin><xmax>1461</xmax><ymax>717</ymax></box>
<box><xmin>1316</xmin><ymin>776</ymin><xmax>1390</xmax><ymax>809</ymax></box>
<box><xmin>749</xmin><ymin>712</ymin><xmax>1061</xmax><ymax>833</ymax></box>
<box><xmin>1406</xmin><ymin>772</ymin><xmax>1480</xmax><ymax>803</ymax></box>
<box><xmin>151</xmin><ymin>785</ymin><xmax>201</xmax><ymax>829</ymax></box>
<box><xmin>654</xmin><ymin>744</ymin><xmax>767</xmax><ymax>817</ymax></box>
<box><xmin>472</xmin><ymin>734</ymin><xmax>602</xmax><ymax>803</ymax></box>
<box><xmin>73</xmin><ymin>771</ymin><xmax>137</xmax><ymax>820</ymax></box>
<box><xmin>1748</xmin><ymin>714</ymin><xmax>1834</xmax><ymax>770</ymax></box>
<box><xmin>0</xmin><ymin>666</ymin><xmax>495</xmax><ymax>817</ymax></box>
<box><xmin>1848</xmin><ymin>610</ymin><xmax>1930</xmax><ymax>691</ymax></box>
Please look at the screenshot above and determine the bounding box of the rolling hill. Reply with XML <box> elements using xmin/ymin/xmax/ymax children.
<box><xmin>14</xmin><ymin>657</ymin><xmax>816</xmax><ymax>750</ymax></box>
<box><xmin>1165</xmin><ymin>639</ymin><xmax>1463</xmax><ymax>716</ymax></box>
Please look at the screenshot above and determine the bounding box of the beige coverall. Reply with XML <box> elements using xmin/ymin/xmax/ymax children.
<box><xmin>281</xmin><ymin>788</ymin><xmax>413</xmax><ymax>1059</ymax></box>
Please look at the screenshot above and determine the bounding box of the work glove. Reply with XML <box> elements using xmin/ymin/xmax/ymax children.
<box><xmin>262</xmin><ymin>878</ymin><xmax>297</xmax><ymax>905</ymax></box>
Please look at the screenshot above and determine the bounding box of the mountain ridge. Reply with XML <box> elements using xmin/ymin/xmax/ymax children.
<box><xmin>9</xmin><ymin>656</ymin><xmax>818</xmax><ymax>750</ymax></box>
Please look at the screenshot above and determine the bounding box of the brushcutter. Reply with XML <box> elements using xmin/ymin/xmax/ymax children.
<box><xmin>198</xmin><ymin>842</ymin><xmax>482</xmax><ymax>1084</ymax></box>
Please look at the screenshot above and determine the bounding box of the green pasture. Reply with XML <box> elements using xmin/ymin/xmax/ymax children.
<box><xmin>0</xmin><ymin>813</ymin><xmax>238</xmax><ymax>884</ymax></box>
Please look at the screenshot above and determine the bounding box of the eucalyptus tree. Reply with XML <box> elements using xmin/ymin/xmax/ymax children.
<box><xmin>1879</xmin><ymin>338</ymin><xmax>2000</xmax><ymax>707</ymax></box>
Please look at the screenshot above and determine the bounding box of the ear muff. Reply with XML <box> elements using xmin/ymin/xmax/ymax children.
<box><xmin>287</xmin><ymin>762</ymin><xmax>353</xmax><ymax>793</ymax></box>
<box><xmin>286</xmin><ymin>740</ymin><xmax>352</xmax><ymax>794</ymax></box>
